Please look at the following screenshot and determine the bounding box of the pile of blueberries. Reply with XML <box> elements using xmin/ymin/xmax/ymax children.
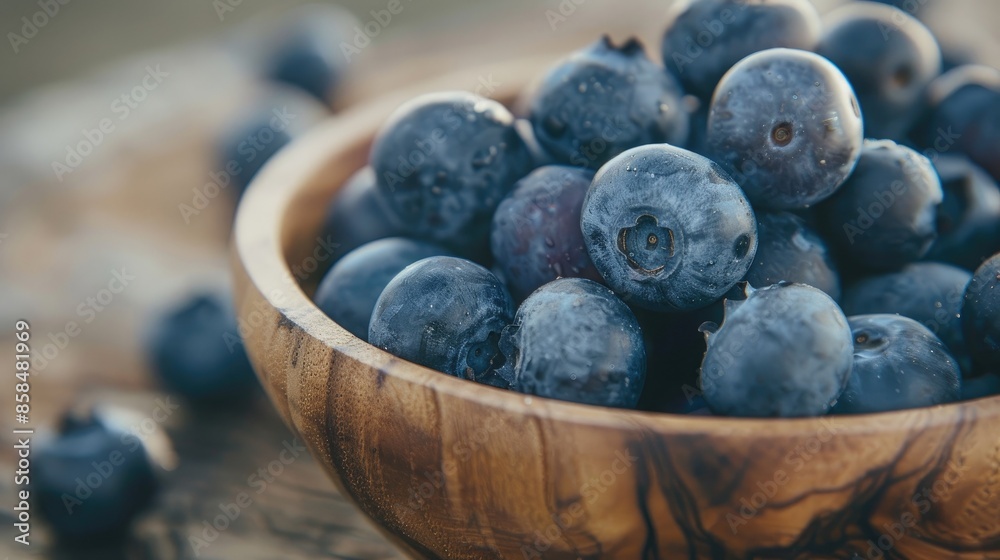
<box><xmin>315</xmin><ymin>0</ymin><xmax>1000</xmax><ymax>418</ymax></box>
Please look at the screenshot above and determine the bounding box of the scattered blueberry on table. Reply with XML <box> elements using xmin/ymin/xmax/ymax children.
<box><xmin>35</xmin><ymin>413</ymin><xmax>158</xmax><ymax>541</ymax></box>
<box><xmin>147</xmin><ymin>289</ymin><xmax>258</xmax><ymax>401</ymax></box>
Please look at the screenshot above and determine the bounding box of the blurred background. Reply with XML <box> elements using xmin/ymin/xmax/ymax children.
<box><xmin>0</xmin><ymin>0</ymin><xmax>998</xmax><ymax>558</ymax></box>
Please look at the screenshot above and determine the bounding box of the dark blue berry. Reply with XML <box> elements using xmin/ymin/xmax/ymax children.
<box><xmin>581</xmin><ymin>144</ymin><xmax>757</xmax><ymax>312</ymax></box>
<box><xmin>925</xmin><ymin>156</ymin><xmax>1000</xmax><ymax>270</ymax></box>
<box><xmin>527</xmin><ymin>36</ymin><xmax>688</xmax><ymax>170</ymax></box>
<box><xmin>923</xmin><ymin>65</ymin><xmax>1000</xmax><ymax>182</ymax></box>
<box><xmin>700</xmin><ymin>283</ymin><xmax>854</xmax><ymax>417</ymax></box>
<box><xmin>499</xmin><ymin>278</ymin><xmax>645</xmax><ymax>408</ymax></box>
<box><xmin>962</xmin><ymin>373</ymin><xmax>1000</xmax><ymax>401</ymax></box>
<box><xmin>262</xmin><ymin>6</ymin><xmax>355</xmax><ymax>103</ymax></box>
<box><xmin>146</xmin><ymin>289</ymin><xmax>257</xmax><ymax>401</ymax></box>
<box><xmin>490</xmin><ymin>166</ymin><xmax>602</xmax><ymax>301</ymax></box>
<box><xmin>320</xmin><ymin>166</ymin><xmax>405</xmax><ymax>261</ymax></box>
<box><xmin>822</xmin><ymin>140</ymin><xmax>942</xmax><ymax>271</ymax></box>
<box><xmin>832</xmin><ymin>314</ymin><xmax>960</xmax><ymax>414</ymax></box>
<box><xmin>370</xmin><ymin>92</ymin><xmax>533</xmax><ymax>252</ymax></box>
<box><xmin>369</xmin><ymin>256</ymin><xmax>514</xmax><ymax>387</ymax></box>
<box><xmin>314</xmin><ymin>238</ymin><xmax>451</xmax><ymax>341</ymax></box>
<box><xmin>661</xmin><ymin>0</ymin><xmax>821</xmax><ymax>99</ymax></box>
<box><xmin>707</xmin><ymin>48</ymin><xmax>864</xmax><ymax>210</ymax></box>
<box><xmin>842</xmin><ymin>262</ymin><xmax>972</xmax><ymax>372</ymax></box>
<box><xmin>746</xmin><ymin>212</ymin><xmax>841</xmax><ymax>300</ymax></box>
<box><xmin>35</xmin><ymin>414</ymin><xmax>158</xmax><ymax>541</ymax></box>
<box><xmin>962</xmin><ymin>253</ymin><xmax>1000</xmax><ymax>372</ymax></box>
<box><xmin>817</xmin><ymin>2</ymin><xmax>941</xmax><ymax>139</ymax></box>
<box><xmin>218</xmin><ymin>106</ymin><xmax>293</xmax><ymax>196</ymax></box>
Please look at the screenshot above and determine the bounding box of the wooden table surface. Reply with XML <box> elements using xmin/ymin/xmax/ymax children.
<box><xmin>0</xmin><ymin>1</ymin><xmax>997</xmax><ymax>558</ymax></box>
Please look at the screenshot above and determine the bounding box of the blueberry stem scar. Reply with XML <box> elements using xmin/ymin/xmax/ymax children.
<box><xmin>618</xmin><ymin>214</ymin><xmax>674</xmax><ymax>275</ymax></box>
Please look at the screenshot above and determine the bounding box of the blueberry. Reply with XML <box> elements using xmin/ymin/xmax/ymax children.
<box><xmin>262</xmin><ymin>5</ymin><xmax>355</xmax><ymax>102</ymax></box>
<box><xmin>746</xmin><ymin>212</ymin><xmax>841</xmax><ymax>300</ymax></box>
<box><xmin>35</xmin><ymin>414</ymin><xmax>157</xmax><ymax>541</ymax></box>
<box><xmin>661</xmin><ymin>0</ymin><xmax>822</xmax><ymax>99</ymax></box>
<box><xmin>962</xmin><ymin>373</ymin><xmax>1000</xmax><ymax>401</ymax></box>
<box><xmin>822</xmin><ymin>140</ymin><xmax>942</xmax><ymax>271</ymax></box>
<box><xmin>314</xmin><ymin>238</ymin><xmax>451</xmax><ymax>341</ymax></box>
<box><xmin>707</xmin><ymin>48</ymin><xmax>864</xmax><ymax>210</ymax></box>
<box><xmin>581</xmin><ymin>144</ymin><xmax>757</xmax><ymax>312</ymax></box>
<box><xmin>700</xmin><ymin>283</ymin><xmax>854</xmax><ymax>417</ymax></box>
<box><xmin>842</xmin><ymin>262</ymin><xmax>972</xmax><ymax>372</ymax></box>
<box><xmin>925</xmin><ymin>156</ymin><xmax>1000</xmax><ymax>270</ymax></box>
<box><xmin>832</xmin><ymin>314</ymin><xmax>960</xmax><ymax>414</ymax></box>
<box><xmin>962</xmin><ymin>254</ymin><xmax>1000</xmax><ymax>372</ymax></box>
<box><xmin>527</xmin><ymin>36</ymin><xmax>688</xmax><ymax>170</ymax></box>
<box><xmin>146</xmin><ymin>289</ymin><xmax>258</xmax><ymax>401</ymax></box>
<box><xmin>817</xmin><ymin>2</ymin><xmax>941</xmax><ymax>140</ymax></box>
<box><xmin>490</xmin><ymin>166</ymin><xmax>602</xmax><ymax>301</ymax></box>
<box><xmin>499</xmin><ymin>278</ymin><xmax>645</xmax><ymax>408</ymax></box>
<box><xmin>320</xmin><ymin>167</ymin><xmax>406</xmax><ymax>261</ymax></box>
<box><xmin>370</xmin><ymin>92</ymin><xmax>533</xmax><ymax>252</ymax></box>
<box><xmin>923</xmin><ymin>65</ymin><xmax>1000</xmax><ymax>182</ymax></box>
<box><xmin>369</xmin><ymin>256</ymin><xmax>514</xmax><ymax>387</ymax></box>
<box><xmin>218</xmin><ymin>106</ymin><xmax>294</xmax><ymax>196</ymax></box>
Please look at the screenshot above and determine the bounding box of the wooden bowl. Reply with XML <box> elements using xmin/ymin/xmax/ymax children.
<box><xmin>231</xmin><ymin>57</ymin><xmax>1000</xmax><ymax>560</ymax></box>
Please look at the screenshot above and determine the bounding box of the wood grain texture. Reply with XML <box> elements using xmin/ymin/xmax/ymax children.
<box><xmin>232</xmin><ymin>59</ymin><xmax>1000</xmax><ymax>560</ymax></box>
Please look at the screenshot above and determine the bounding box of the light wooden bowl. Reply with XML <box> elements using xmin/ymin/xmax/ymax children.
<box><xmin>231</xmin><ymin>57</ymin><xmax>1000</xmax><ymax>559</ymax></box>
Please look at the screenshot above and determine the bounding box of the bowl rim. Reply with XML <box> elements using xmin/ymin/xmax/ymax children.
<box><xmin>233</xmin><ymin>56</ymin><xmax>1000</xmax><ymax>440</ymax></box>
